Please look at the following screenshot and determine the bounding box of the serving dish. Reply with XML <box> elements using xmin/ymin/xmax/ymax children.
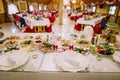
<box><xmin>90</xmin><ymin>45</ymin><xmax>115</xmax><ymax>55</ymax></box>
<box><xmin>76</xmin><ymin>40</ymin><xmax>91</xmax><ymax>47</ymax></box>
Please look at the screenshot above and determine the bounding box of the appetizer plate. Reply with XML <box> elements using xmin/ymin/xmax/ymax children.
<box><xmin>76</xmin><ymin>40</ymin><xmax>91</xmax><ymax>47</ymax></box>
<box><xmin>3</xmin><ymin>40</ymin><xmax>18</xmax><ymax>48</ymax></box>
<box><xmin>39</xmin><ymin>42</ymin><xmax>54</xmax><ymax>52</ymax></box>
<box><xmin>7</xmin><ymin>35</ymin><xmax>20</xmax><ymax>40</ymax></box>
<box><xmin>19</xmin><ymin>40</ymin><xmax>34</xmax><ymax>47</ymax></box>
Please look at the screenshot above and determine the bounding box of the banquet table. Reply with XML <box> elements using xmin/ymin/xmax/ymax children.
<box><xmin>13</xmin><ymin>14</ymin><xmax>50</xmax><ymax>32</ymax></box>
<box><xmin>17</xmin><ymin>14</ymin><xmax>50</xmax><ymax>29</ymax></box>
<box><xmin>76</xmin><ymin>16</ymin><xmax>106</xmax><ymax>27</ymax></box>
<box><xmin>0</xmin><ymin>32</ymin><xmax>120</xmax><ymax>73</ymax></box>
<box><xmin>70</xmin><ymin>12</ymin><xmax>83</xmax><ymax>17</ymax></box>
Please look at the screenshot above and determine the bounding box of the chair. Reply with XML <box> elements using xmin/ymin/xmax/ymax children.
<box><xmin>82</xmin><ymin>26</ymin><xmax>94</xmax><ymax>41</ymax></box>
<box><xmin>74</xmin><ymin>24</ymin><xmax>81</xmax><ymax>31</ymax></box>
<box><xmin>24</xmin><ymin>25</ymin><xmax>35</xmax><ymax>33</ymax></box>
<box><xmin>20</xmin><ymin>17</ymin><xmax>26</xmax><ymax>27</ymax></box>
<box><xmin>78</xmin><ymin>15</ymin><xmax>83</xmax><ymax>18</ymax></box>
<box><xmin>70</xmin><ymin>16</ymin><xmax>74</xmax><ymax>21</ymax></box>
<box><xmin>93</xmin><ymin>24</ymin><xmax>102</xmax><ymax>34</ymax></box>
<box><xmin>48</xmin><ymin>15</ymin><xmax>55</xmax><ymax>23</ymax></box>
<box><xmin>89</xmin><ymin>12</ymin><xmax>94</xmax><ymax>16</ymax></box>
<box><xmin>74</xmin><ymin>16</ymin><xmax>79</xmax><ymax>22</ymax></box>
<box><xmin>100</xmin><ymin>17</ymin><xmax>107</xmax><ymax>30</ymax></box>
<box><xmin>68</xmin><ymin>12</ymin><xmax>72</xmax><ymax>16</ymax></box>
<box><xmin>46</xmin><ymin>24</ymin><xmax>52</xmax><ymax>33</ymax></box>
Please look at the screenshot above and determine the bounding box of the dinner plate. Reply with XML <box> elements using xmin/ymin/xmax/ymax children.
<box><xmin>0</xmin><ymin>51</ymin><xmax>30</xmax><ymax>71</ymax></box>
<box><xmin>54</xmin><ymin>50</ymin><xmax>89</xmax><ymax>72</ymax></box>
<box><xmin>88</xmin><ymin>54</ymin><xmax>120</xmax><ymax>72</ymax></box>
<box><xmin>112</xmin><ymin>51</ymin><xmax>120</xmax><ymax>63</ymax></box>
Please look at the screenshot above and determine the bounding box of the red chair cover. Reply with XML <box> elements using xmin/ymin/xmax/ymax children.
<box><xmin>49</xmin><ymin>16</ymin><xmax>55</xmax><ymax>23</ymax></box>
<box><xmin>74</xmin><ymin>24</ymin><xmax>81</xmax><ymax>31</ymax></box>
<box><xmin>24</xmin><ymin>25</ymin><xmax>35</xmax><ymax>33</ymax></box>
<box><xmin>93</xmin><ymin>24</ymin><xmax>102</xmax><ymax>34</ymax></box>
<box><xmin>106</xmin><ymin>15</ymin><xmax>110</xmax><ymax>21</ymax></box>
<box><xmin>74</xmin><ymin>16</ymin><xmax>79</xmax><ymax>22</ymax></box>
<box><xmin>46</xmin><ymin>24</ymin><xmax>52</xmax><ymax>32</ymax></box>
<box><xmin>28</xmin><ymin>11</ymin><xmax>33</xmax><ymax>14</ymax></box>
<box><xmin>70</xmin><ymin>16</ymin><xmax>74</xmax><ymax>21</ymax></box>
<box><xmin>89</xmin><ymin>12</ymin><xmax>94</xmax><ymax>15</ymax></box>
<box><xmin>83</xmin><ymin>12</ymin><xmax>88</xmax><ymax>15</ymax></box>
<box><xmin>78</xmin><ymin>15</ymin><xmax>83</xmax><ymax>18</ymax></box>
<box><xmin>68</xmin><ymin>12</ymin><xmax>72</xmax><ymax>16</ymax></box>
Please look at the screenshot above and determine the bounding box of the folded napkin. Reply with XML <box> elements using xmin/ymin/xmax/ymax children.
<box><xmin>62</xmin><ymin>51</ymin><xmax>89</xmax><ymax>69</ymax></box>
<box><xmin>64</xmin><ymin>53</ymin><xmax>80</xmax><ymax>68</ymax></box>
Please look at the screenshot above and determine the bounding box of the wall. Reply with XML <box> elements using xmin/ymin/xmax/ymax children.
<box><xmin>96</xmin><ymin>5</ymin><xmax>109</xmax><ymax>14</ymax></box>
<box><xmin>0</xmin><ymin>0</ymin><xmax>5</xmax><ymax>23</ymax></box>
<box><xmin>0</xmin><ymin>0</ymin><xmax>5</xmax><ymax>14</ymax></box>
<box><xmin>116</xmin><ymin>8</ymin><xmax>120</xmax><ymax>26</ymax></box>
<box><xmin>118</xmin><ymin>8</ymin><xmax>120</xmax><ymax>16</ymax></box>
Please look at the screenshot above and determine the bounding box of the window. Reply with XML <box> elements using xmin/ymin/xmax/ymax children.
<box><xmin>18</xmin><ymin>1</ymin><xmax>28</xmax><ymax>12</ymax></box>
<box><xmin>109</xmin><ymin>6</ymin><xmax>116</xmax><ymax>15</ymax></box>
<box><xmin>44</xmin><ymin>5</ymin><xmax>47</xmax><ymax>10</ymax></box>
<box><xmin>91</xmin><ymin>6</ymin><xmax>96</xmax><ymax>12</ymax></box>
<box><xmin>8</xmin><ymin>3</ymin><xmax>19</xmax><ymax>14</ymax></box>
<box><xmin>84</xmin><ymin>5</ymin><xmax>88</xmax><ymax>11</ymax></box>
<box><xmin>66</xmin><ymin>6</ymin><xmax>71</xmax><ymax>10</ymax></box>
<box><xmin>39</xmin><ymin>5</ymin><xmax>42</xmax><ymax>10</ymax></box>
<box><xmin>63</xmin><ymin>0</ymin><xmax>70</xmax><ymax>5</ymax></box>
<box><xmin>29</xmin><ymin>5</ymin><xmax>34</xmax><ymax>11</ymax></box>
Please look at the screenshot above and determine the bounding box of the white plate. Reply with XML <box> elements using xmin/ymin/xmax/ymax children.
<box><xmin>112</xmin><ymin>51</ymin><xmax>120</xmax><ymax>63</ymax></box>
<box><xmin>0</xmin><ymin>51</ymin><xmax>30</xmax><ymax>71</ymax></box>
<box><xmin>54</xmin><ymin>50</ymin><xmax>89</xmax><ymax>72</ymax></box>
<box><xmin>88</xmin><ymin>54</ymin><xmax>120</xmax><ymax>72</ymax></box>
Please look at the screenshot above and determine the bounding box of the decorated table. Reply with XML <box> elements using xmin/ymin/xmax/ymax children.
<box><xmin>17</xmin><ymin>14</ymin><xmax>50</xmax><ymax>29</ymax></box>
<box><xmin>76</xmin><ymin>15</ymin><xmax>106</xmax><ymax>27</ymax></box>
<box><xmin>0</xmin><ymin>31</ymin><xmax>120</xmax><ymax>72</ymax></box>
<box><xmin>13</xmin><ymin>13</ymin><xmax>50</xmax><ymax>32</ymax></box>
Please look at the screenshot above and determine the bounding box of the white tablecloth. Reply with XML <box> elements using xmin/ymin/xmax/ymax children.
<box><xmin>0</xmin><ymin>33</ymin><xmax>120</xmax><ymax>72</ymax></box>
<box><xmin>70</xmin><ymin>12</ymin><xmax>83</xmax><ymax>17</ymax></box>
<box><xmin>76</xmin><ymin>16</ymin><xmax>106</xmax><ymax>26</ymax></box>
<box><xmin>17</xmin><ymin>14</ymin><xmax>50</xmax><ymax>29</ymax></box>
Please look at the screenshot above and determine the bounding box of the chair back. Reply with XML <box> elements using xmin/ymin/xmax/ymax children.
<box><xmin>83</xmin><ymin>26</ymin><xmax>94</xmax><ymax>41</ymax></box>
<box><xmin>101</xmin><ymin>17</ymin><xmax>107</xmax><ymax>29</ymax></box>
